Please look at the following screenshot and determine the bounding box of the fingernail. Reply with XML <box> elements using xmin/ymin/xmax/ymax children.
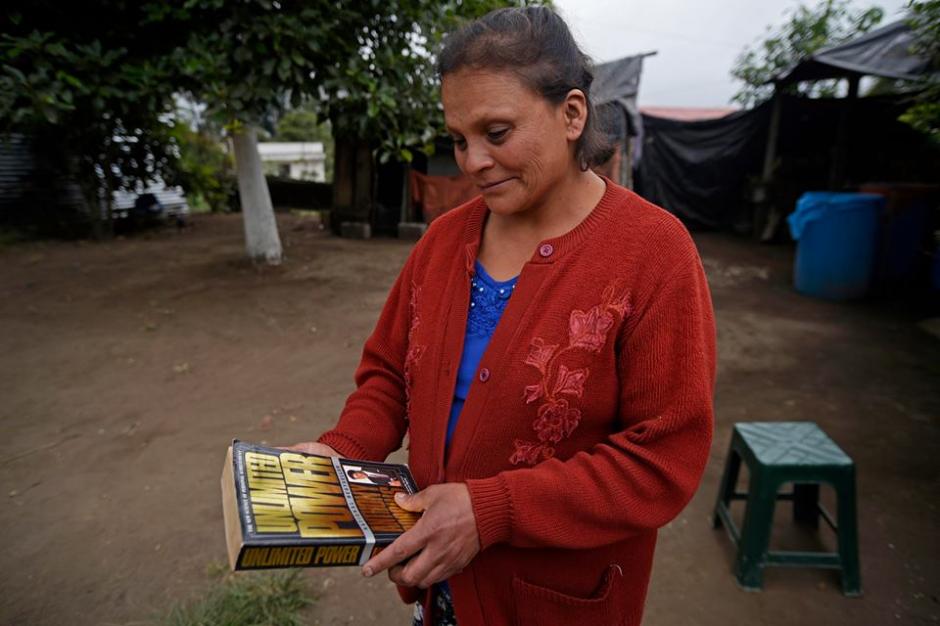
<box><xmin>363</xmin><ymin>567</ymin><xmax>373</xmax><ymax>577</ymax></box>
<box><xmin>395</xmin><ymin>492</ymin><xmax>405</xmax><ymax>501</ymax></box>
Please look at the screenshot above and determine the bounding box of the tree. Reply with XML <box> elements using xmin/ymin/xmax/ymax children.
<box><xmin>899</xmin><ymin>0</ymin><xmax>940</xmax><ymax>143</ymax></box>
<box><xmin>318</xmin><ymin>0</ymin><xmax>523</xmax><ymax>163</ymax></box>
<box><xmin>1</xmin><ymin>3</ymin><xmax>183</xmax><ymax>237</ymax></box>
<box><xmin>146</xmin><ymin>1</ymin><xmax>526</xmax><ymax>262</ymax></box>
<box><xmin>3</xmin><ymin>1</ymin><xmax>538</xmax><ymax>252</ymax></box>
<box><xmin>731</xmin><ymin>0</ymin><xmax>884</xmax><ymax>108</ymax></box>
<box><xmin>313</xmin><ymin>0</ymin><xmax>537</xmax><ymax>227</ymax></box>
<box><xmin>142</xmin><ymin>1</ymin><xmax>362</xmax><ymax>263</ymax></box>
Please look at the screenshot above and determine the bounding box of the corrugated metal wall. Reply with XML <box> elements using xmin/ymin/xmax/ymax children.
<box><xmin>0</xmin><ymin>133</ymin><xmax>35</xmax><ymax>211</ymax></box>
<box><xmin>0</xmin><ymin>133</ymin><xmax>88</xmax><ymax>222</ymax></box>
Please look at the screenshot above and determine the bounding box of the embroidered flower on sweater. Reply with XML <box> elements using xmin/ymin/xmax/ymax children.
<box><xmin>533</xmin><ymin>398</ymin><xmax>581</xmax><ymax>443</ymax></box>
<box><xmin>569</xmin><ymin>306</ymin><xmax>614</xmax><ymax>353</ymax></box>
<box><xmin>524</xmin><ymin>337</ymin><xmax>557</xmax><ymax>373</ymax></box>
<box><xmin>553</xmin><ymin>364</ymin><xmax>588</xmax><ymax>398</ymax></box>
<box><xmin>509</xmin><ymin>439</ymin><xmax>552</xmax><ymax>465</ymax></box>
<box><xmin>510</xmin><ymin>283</ymin><xmax>632</xmax><ymax>466</ymax></box>
<box><xmin>403</xmin><ymin>281</ymin><xmax>425</xmax><ymax>421</ymax></box>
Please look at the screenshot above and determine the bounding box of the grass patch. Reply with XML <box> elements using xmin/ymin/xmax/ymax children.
<box><xmin>0</xmin><ymin>227</ymin><xmax>26</xmax><ymax>248</ymax></box>
<box><xmin>162</xmin><ymin>569</ymin><xmax>313</xmax><ymax>626</ymax></box>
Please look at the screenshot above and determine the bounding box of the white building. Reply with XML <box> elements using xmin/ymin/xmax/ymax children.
<box><xmin>257</xmin><ymin>142</ymin><xmax>326</xmax><ymax>182</ymax></box>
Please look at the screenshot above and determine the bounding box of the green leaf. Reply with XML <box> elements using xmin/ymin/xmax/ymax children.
<box><xmin>57</xmin><ymin>71</ymin><xmax>83</xmax><ymax>89</ymax></box>
<box><xmin>278</xmin><ymin>57</ymin><xmax>291</xmax><ymax>80</ymax></box>
<box><xmin>4</xmin><ymin>65</ymin><xmax>26</xmax><ymax>84</ymax></box>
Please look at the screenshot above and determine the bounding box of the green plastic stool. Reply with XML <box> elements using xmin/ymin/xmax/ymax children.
<box><xmin>712</xmin><ymin>422</ymin><xmax>861</xmax><ymax>596</ymax></box>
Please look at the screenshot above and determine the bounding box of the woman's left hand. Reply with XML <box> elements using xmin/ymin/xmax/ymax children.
<box><xmin>361</xmin><ymin>482</ymin><xmax>480</xmax><ymax>589</ymax></box>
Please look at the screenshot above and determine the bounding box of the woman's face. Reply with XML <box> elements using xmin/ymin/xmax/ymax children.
<box><xmin>441</xmin><ymin>68</ymin><xmax>579</xmax><ymax>217</ymax></box>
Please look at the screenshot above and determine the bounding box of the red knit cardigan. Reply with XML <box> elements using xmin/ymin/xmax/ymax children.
<box><xmin>318</xmin><ymin>180</ymin><xmax>716</xmax><ymax>626</ymax></box>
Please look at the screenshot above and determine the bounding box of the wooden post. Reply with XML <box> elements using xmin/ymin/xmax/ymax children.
<box><xmin>400</xmin><ymin>162</ymin><xmax>412</xmax><ymax>224</ymax></box>
<box><xmin>354</xmin><ymin>141</ymin><xmax>373</xmax><ymax>223</ymax></box>
<box><xmin>761</xmin><ymin>89</ymin><xmax>783</xmax><ymax>184</ymax></box>
<box><xmin>623</xmin><ymin>138</ymin><xmax>634</xmax><ymax>190</ymax></box>
<box><xmin>755</xmin><ymin>89</ymin><xmax>784</xmax><ymax>241</ymax></box>
<box><xmin>829</xmin><ymin>75</ymin><xmax>860</xmax><ymax>190</ymax></box>
<box><xmin>332</xmin><ymin>136</ymin><xmax>354</xmax><ymax>232</ymax></box>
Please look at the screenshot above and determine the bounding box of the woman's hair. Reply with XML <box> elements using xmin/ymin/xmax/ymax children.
<box><xmin>437</xmin><ymin>6</ymin><xmax>613</xmax><ymax>170</ymax></box>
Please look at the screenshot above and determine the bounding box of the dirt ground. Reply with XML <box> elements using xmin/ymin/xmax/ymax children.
<box><xmin>1</xmin><ymin>212</ymin><xmax>937</xmax><ymax>626</ymax></box>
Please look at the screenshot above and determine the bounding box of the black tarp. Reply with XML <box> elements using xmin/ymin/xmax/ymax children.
<box><xmin>775</xmin><ymin>20</ymin><xmax>938</xmax><ymax>85</ymax></box>
<box><xmin>635</xmin><ymin>94</ymin><xmax>939</xmax><ymax>231</ymax></box>
<box><xmin>635</xmin><ymin>104</ymin><xmax>771</xmax><ymax>229</ymax></box>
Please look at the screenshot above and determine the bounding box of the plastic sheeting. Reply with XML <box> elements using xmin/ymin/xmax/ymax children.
<box><xmin>776</xmin><ymin>20</ymin><xmax>938</xmax><ymax>85</ymax></box>
<box><xmin>635</xmin><ymin>104</ymin><xmax>771</xmax><ymax>229</ymax></box>
<box><xmin>593</xmin><ymin>55</ymin><xmax>645</xmax><ymax>139</ymax></box>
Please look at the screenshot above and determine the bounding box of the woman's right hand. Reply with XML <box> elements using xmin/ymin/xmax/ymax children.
<box><xmin>280</xmin><ymin>441</ymin><xmax>340</xmax><ymax>457</ymax></box>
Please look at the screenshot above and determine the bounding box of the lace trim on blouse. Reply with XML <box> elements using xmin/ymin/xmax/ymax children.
<box><xmin>466</xmin><ymin>260</ymin><xmax>518</xmax><ymax>337</ymax></box>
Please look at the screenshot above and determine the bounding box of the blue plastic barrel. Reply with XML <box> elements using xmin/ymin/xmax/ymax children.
<box><xmin>787</xmin><ymin>192</ymin><xmax>885</xmax><ymax>300</ymax></box>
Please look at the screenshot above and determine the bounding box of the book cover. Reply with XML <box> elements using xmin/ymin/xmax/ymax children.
<box><xmin>221</xmin><ymin>440</ymin><xmax>420</xmax><ymax>570</ymax></box>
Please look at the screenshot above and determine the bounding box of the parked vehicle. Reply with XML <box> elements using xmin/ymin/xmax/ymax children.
<box><xmin>112</xmin><ymin>183</ymin><xmax>189</xmax><ymax>230</ymax></box>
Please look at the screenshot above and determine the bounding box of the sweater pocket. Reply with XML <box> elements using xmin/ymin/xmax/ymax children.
<box><xmin>512</xmin><ymin>564</ymin><xmax>627</xmax><ymax>626</ymax></box>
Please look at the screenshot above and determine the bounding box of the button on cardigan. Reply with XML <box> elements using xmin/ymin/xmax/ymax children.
<box><xmin>318</xmin><ymin>179</ymin><xmax>716</xmax><ymax>626</ymax></box>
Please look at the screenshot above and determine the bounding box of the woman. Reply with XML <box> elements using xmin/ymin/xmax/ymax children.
<box><xmin>287</xmin><ymin>7</ymin><xmax>715</xmax><ymax>626</ymax></box>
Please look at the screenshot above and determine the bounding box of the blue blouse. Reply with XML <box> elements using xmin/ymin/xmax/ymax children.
<box><xmin>445</xmin><ymin>260</ymin><xmax>519</xmax><ymax>447</ymax></box>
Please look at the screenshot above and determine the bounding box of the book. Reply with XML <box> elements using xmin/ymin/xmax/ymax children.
<box><xmin>221</xmin><ymin>440</ymin><xmax>420</xmax><ymax>570</ymax></box>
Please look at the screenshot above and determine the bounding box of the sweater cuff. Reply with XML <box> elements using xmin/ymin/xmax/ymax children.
<box><xmin>316</xmin><ymin>431</ymin><xmax>372</xmax><ymax>461</ymax></box>
<box><xmin>465</xmin><ymin>474</ymin><xmax>513</xmax><ymax>549</ymax></box>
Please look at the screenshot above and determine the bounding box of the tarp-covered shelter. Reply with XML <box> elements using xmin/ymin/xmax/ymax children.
<box><xmin>775</xmin><ymin>19</ymin><xmax>937</xmax><ymax>85</ymax></box>
<box><xmin>635</xmin><ymin>19</ymin><xmax>939</xmax><ymax>236</ymax></box>
<box><xmin>591</xmin><ymin>53</ymin><xmax>652</xmax><ymax>187</ymax></box>
<box><xmin>768</xmin><ymin>20</ymin><xmax>938</xmax><ymax>195</ymax></box>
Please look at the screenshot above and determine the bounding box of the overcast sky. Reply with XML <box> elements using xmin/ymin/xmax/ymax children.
<box><xmin>553</xmin><ymin>0</ymin><xmax>911</xmax><ymax>108</ymax></box>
